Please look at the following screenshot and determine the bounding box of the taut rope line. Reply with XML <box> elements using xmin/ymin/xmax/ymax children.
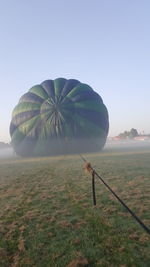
<box><xmin>79</xmin><ymin>154</ymin><xmax>150</xmax><ymax>235</ymax></box>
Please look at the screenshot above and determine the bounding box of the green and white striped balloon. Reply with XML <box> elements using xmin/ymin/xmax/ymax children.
<box><xmin>10</xmin><ymin>78</ymin><xmax>109</xmax><ymax>156</ymax></box>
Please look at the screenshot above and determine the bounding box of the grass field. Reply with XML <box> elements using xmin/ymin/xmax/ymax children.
<box><xmin>0</xmin><ymin>148</ymin><xmax>150</xmax><ymax>266</ymax></box>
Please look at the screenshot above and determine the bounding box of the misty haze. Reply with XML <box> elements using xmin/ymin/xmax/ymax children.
<box><xmin>1</xmin><ymin>138</ymin><xmax>150</xmax><ymax>159</ymax></box>
<box><xmin>1</xmin><ymin>1</ymin><xmax>150</xmax><ymax>266</ymax></box>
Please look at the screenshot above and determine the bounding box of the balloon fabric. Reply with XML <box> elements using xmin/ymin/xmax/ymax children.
<box><xmin>10</xmin><ymin>78</ymin><xmax>109</xmax><ymax>156</ymax></box>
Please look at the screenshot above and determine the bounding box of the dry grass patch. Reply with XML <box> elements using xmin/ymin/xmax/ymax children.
<box><xmin>0</xmin><ymin>150</ymin><xmax>150</xmax><ymax>266</ymax></box>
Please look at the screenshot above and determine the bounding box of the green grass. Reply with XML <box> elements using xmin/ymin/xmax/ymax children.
<box><xmin>0</xmin><ymin>149</ymin><xmax>150</xmax><ymax>266</ymax></box>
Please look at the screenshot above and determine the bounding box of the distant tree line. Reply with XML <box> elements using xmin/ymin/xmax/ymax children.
<box><xmin>118</xmin><ymin>128</ymin><xmax>139</xmax><ymax>139</ymax></box>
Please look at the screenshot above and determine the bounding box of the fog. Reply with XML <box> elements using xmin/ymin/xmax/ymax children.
<box><xmin>0</xmin><ymin>147</ymin><xmax>15</xmax><ymax>159</ymax></box>
<box><xmin>105</xmin><ymin>139</ymin><xmax>150</xmax><ymax>152</ymax></box>
<box><xmin>0</xmin><ymin>139</ymin><xmax>150</xmax><ymax>159</ymax></box>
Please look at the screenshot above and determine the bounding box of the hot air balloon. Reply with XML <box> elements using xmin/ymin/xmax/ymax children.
<box><xmin>10</xmin><ymin>78</ymin><xmax>109</xmax><ymax>156</ymax></box>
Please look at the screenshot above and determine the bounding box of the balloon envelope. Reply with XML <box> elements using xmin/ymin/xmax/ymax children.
<box><xmin>10</xmin><ymin>78</ymin><xmax>109</xmax><ymax>156</ymax></box>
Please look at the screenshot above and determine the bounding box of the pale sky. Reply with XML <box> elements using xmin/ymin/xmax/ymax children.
<box><xmin>0</xmin><ymin>0</ymin><xmax>150</xmax><ymax>142</ymax></box>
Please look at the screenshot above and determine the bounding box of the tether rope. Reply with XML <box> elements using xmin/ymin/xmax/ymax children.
<box><xmin>79</xmin><ymin>154</ymin><xmax>150</xmax><ymax>235</ymax></box>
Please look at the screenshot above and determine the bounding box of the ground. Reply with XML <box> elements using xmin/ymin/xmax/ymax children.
<box><xmin>0</xmin><ymin>148</ymin><xmax>150</xmax><ymax>266</ymax></box>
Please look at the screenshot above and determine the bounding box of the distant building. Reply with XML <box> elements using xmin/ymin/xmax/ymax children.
<box><xmin>134</xmin><ymin>136</ymin><xmax>149</xmax><ymax>141</ymax></box>
<box><xmin>113</xmin><ymin>136</ymin><xmax>122</xmax><ymax>141</ymax></box>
